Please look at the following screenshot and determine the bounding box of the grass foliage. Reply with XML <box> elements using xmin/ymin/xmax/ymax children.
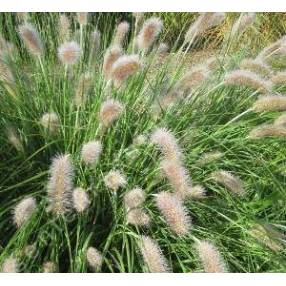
<box><xmin>0</xmin><ymin>12</ymin><xmax>286</xmax><ymax>273</ymax></box>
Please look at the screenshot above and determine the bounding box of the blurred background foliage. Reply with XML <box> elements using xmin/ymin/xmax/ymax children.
<box><xmin>0</xmin><ymin>12</ymin><xmax>286</xmax><ymax>54</ymax></box>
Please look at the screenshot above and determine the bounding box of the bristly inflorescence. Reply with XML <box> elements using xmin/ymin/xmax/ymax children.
<box><xmin>140</xmin><ymin>236</ymin><xmax>170</xmax><ymax>273</ymax></box>
<box><xmin>155</xmin><ymin>191</ymin><xmax>192</xmax><ymax>236</ymax></box>
<box><xmin>13</xmin><ymin>197</ymin><xmax>37</xmax><ymax>228</ymax></box>
<box><xmin>195</xmin><ymin>240</ymin><xmax>228</xmax><ymax>273</ymax></box>
<box><xmin>47</xmin><ymin>154</ymin><xmax>74</xmax><ymax>215</ymax></box>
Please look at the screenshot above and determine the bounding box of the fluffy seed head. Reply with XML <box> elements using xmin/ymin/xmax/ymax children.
<box><xmin>47</xmin><ymin>154</ymin><xmax>74</xmax><ymax>215</ymax></box>
<box><xmin>72</xmin><ymin>187</ymin><xmax>90</xmax><ymax>213</ymax></box>
<box><xmin>40</xmin><ymin>112</ymin><xmax>60</xmax><ymax>134</ymax></box>
<box><xmin>150</xmin><ymin>128</ymin><xmax>182</xmax><ymax>161</ymax></box>
<box><xmin>257</xmin><ymin>36</ymin><xmax>286</xmax><ymax>60</ymax></box>
<box><xmin>19</xmin><ymin>23</ymin><xmax>43</xmax><ymax>56</ymax></box>
<box><xmin>77</xmin><ymin>12</ymin><xmax>88</xmax><ymax>25</ymax></box>
<box><xmin>104</xmin><ymin>170</ymin><xmax>126</xmax><ymax>192</ymax></box>
<box><xmin>211</xmin><ymin>170</ymin><xmax>245</xmax><ymax>196</ymax></box>
<box><xmin>74</xmin><ymin>72</ymin><xmax>92</xmax><ymax>107</ymax></box>
<box><xmin>248</xmin><ymin>124</ymin><xmax>286</xmax><ymax>139</ymax></box>
<box><xmin>274</xmin><ymin>113</ymin><xmax>286</xmax><ymax>127</ymax></box>
<box><xmin>102</xmin><ymin>45</ymin><xmax>122</xmax><ymax>79</ymax></box>
<box><xmin>185</xmin><ymin>13</ymin><xmax>225</xmax><ymax>42</ymax></box>
<box><xmin>59</xmin><ymin>14</ymin><xmax>70</xmax><ymax>41</ymax></box>
<box><xmin>188</xmin><ymin>185</ymin><xmax>206</xmax><ymax>199</ymax></box>
<box><xmin>72</xmin><ymin>188</ymin><xmax>90</xmax><ymax>213</ymax></box>
<box><xmin>224</xmin><ymin>69</ymin><xmax>271</xmax><ymax>94</ymax></box>
<box><xmin>6</xmin><ymin>127</ymin><xmax>23</xmax><ymax>152</ymax></box>
<box><xmin>113</xmin><ymin>21</ymin><xmax>130</xmax><ymax>46</ymax></box>
<box><xmin>155</xmin><ymin>191</ymin><xmax>191</xmax><ymax>236</ymax></box>
<box><xmin>99</xmin><ymin>99</ymin><xmax>124</xmax><ymax>128</ymax></box>
<box><xmin>250</xmin><ymin>224</ymin><xmax>283</xmax><ymax>252</ymax></box>
<box><xmin>195</xmin><ymin>151</ymin><xmax>223</xmax><ymax>166</ymax></box>
<box><xmin>86</xmin><ymin>247</ymin><xmax>103</xmax><ymax>271</ymax></box>
<box><xmin>140</xmin><ymin>236</ymin><xmax>169</xmax><ymax>273</ymax></box>
<box><xmin>175</xmin><ymin>66</ymin><xmax>209</xmax><ymax>96</ymax></box>
<box><xmin>271</xmin><ymin>72</ymin><xmax>286</xmax><ymax>85</ymax></box>
<box><xmin>239</xmin><ymin>58</ymin><xmax>272</xmax><ymax>78</ymax></box>
<box><xmin>1</xmin><ymin>257</ymin><xmax>18</xmax><ymax>273</ymax></box>
<box><xmin>252</xmin><ymin>95</ymin><xmax>286</xmax><ymax>112</ymax></box>
<box><xmin>230</xmin><ymin>13</ymin><xmax>255</xmax><ymax>37</ymax></box>
<box><xmin>137</xmin><ymin>17</ymin><xmax>163</xmax><ymax>52</ymax></box>
<box><xmin>0</xmin><ymin>58</ymin><xmax>14</xmax><ymax>83</ymax></box>
<box><xmin>58</xmin><ymin>41</ymin><xmax>81</xmax><ymax>66</ymax></box>
<box><xmin>127</xmin><ymin>208</ymin><xmax>150</xmax><ymax>226</ymax></box>
<box><xmin>81</xmin><ymin>140</ymin><xmax>102</xmax><ymax>165</ymax></box>
<box><xmin>124</xmin><ymin>188</ymin><xmax>145</xmax><ymax>209</ymax></box>
<box><xmin>195</xmin><ymin>241</ymin><xmax>227</xmax><ymax>273</ymax></box>
<box><xmin>13</xmin><ymin>197</ymin><xmax>36</xmax><ymax>228</ymax></box>
<box><xmin>90</xmin><ymin>29</ymin><xmax>101</xmax><ymax>53</ymax></box>
<box><xmin>43</xmin><ymin>261</ymin><xmax>56</xmax><ymax>273</ymax></box>
<box><xmin>111</xmin><ymin>54</ymin><xmax>142</xmax><ymax>87</ymax></box>
<box><xmin>160</xmin><ymin>159</ymin><xmax>192</xmax><ymax>200</ymax></box>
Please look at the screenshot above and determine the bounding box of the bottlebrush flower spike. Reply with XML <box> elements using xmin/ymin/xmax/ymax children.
<box><xmin>74</xmin><ymin>72</ymin><xmax>92</xmax><ymax>107</ymax></box>
<box><xmin>175</xmin><ymin>66</ymin><xmax>209</xmax><ymax>96</ymax></box>
<box><xmin>239</xmin><ymin>58</ymin><xmax>272</xmax><ymax>78</ymax></box>
<box><xmin>137</xmin><ymin>17</ymin><xmax>163</xmax><ymax>53</ymax></box>
<box><xmin>19</xmin><ymin>23</ymin><xmax>43</xmax><ymax>56</ymax></box>
<box><xmin>127</xmin><ymin>208</ymin><xmax>150</xmax><ymax>226</ymax></box>
<box><xmin>160</xmin><ymin>159</ymin><xmax>192</xmax><ymax>200</ymax></box>
<box><xmin>140</xmin><ymin>236</ymin><xmax>170</xmax><ymax>273</ymax></box>
<box><xmin>13</xmin><ymin>197</ymin><xmax>36</xmax><ymax>228</ymax></box>
<box><xmin>99</xmin><ymin>99</ymin><xmax>124</xmax><ymax>128</ymax></box>
<box><xmin>0</xmin><ymin>58</ymin><xmax>14</xmax><ymax>83</ymax></box>
<box><xmin>252</xmin><ymin>95</ymin><xmax>286</xmax><ymax>112</ymax></box>
<box><xmin>224</xmin><ymin>69</ymin><xmax>271</xmax><ymax>94</ymax></box>
<box><xmin>111</xmin><ymin>54</ymin><xmax>142</xmax><ymax>87</ymax></box>
<box><xmin>102</xmin><ymin>45</ymin><xmax>122</xmax><ymax>80</ymax></box>
<box><xmin>6</xmin><ymin>127</ymin><xmax>24</xmax><ymax>152</ymax></box>
<box><xmin>189</xmin><ymin>185</ymin><xmax>206</xmax><ymax>199</ymax></box>
<box><xmin>72</xmin><ymin>187</ymin><xmax>90</xmax><ymax>213</ymax></box>
<box><xmin>43</xmin><ymin>261</ymin><xmax>56</xmax><ymax>273</ymax></box>
<box><xmin>274</xmin><ymin>113</ymin><xmax>286</xmax><ymax>127</ymax></box>
<box><xmin>58</xmin><ymin>41</ymin><xmax>81</xmax><ymax>66</ymax></box>
<box><xmin>157</xmin><ymin>43</ymin><xmax>169</xmax><ymax>54</ymax></box>
<box><xmin>257</xmin><ymin>36</ymin><xmax>286</xmax><ymax>60</ymax></box>
<box><xmin>86</xmin><ymin>247</ymin><xmax>103</xmax><ymax>271</ymax></box>
<box><xmin>150</xmin><ymin>128</ymin><xmax>182</xmax><ymax>161</ymax></box>
<box><xmin>185</xmin><ymin>13</ymin><xmax>225</xmax><ymax>42</ymax></box>
<box><xmin>47</xmin><ymin>154</ymin><xmax>74</xmax><ymax>215</ymax></box>
<box><xmin>1</xmin><ymin>257</ymin><xmax>18</xmax><ymax>273</ymax></box>
<box><xmin>195</xmin><ymin>240</ymin><xmax>227</xmax><ymax>273</ymax></box>
<box><xmin>248</xmin><ymin>124</ymin><xmax>286</xmax><ymax>139</ymax></box>
<box><xmin>81</xmin><ymin>140</ymin><xmax>102</xmax><ymax>165</ymax></box>
<box><xmin>40</xmin><ymin>112</ymin><xmax>60</xmax><ymax>135</ymax></box>
<box><xmin>211</xmin><ymin>170</ymin><xmax>245</xmax><ymax>196</ymax></box>
<box><xmin>230</xmin><ymin>13</ymin><xmax>255</xmax><ymax>38</ymax></box>
<box><xmin>77</xmin><ymin>12</ymin><xmax>88</xmax><ymax>25</ymax></box>
<box><xmin>155</xmin><ymin>191</ymin><xmax>192</xmax><ymax>236</ymax></box>
<box><xmin>104</xmin><ymin>170</ymin><xmax>126</xmax><ymax>192</ymax></box>
<box><xmin>195</xmin><ymin>151</ymin><xmax>223</xmax><ymax>166</ymax></box>
<box><xmin>113</xmin><ymin>21</ymin><xmax>130</xmax><ymax>46</ymax></box>
<box><xmin>90</xmin><ymin>29</ymin><xmax>101</xmax><ymax>54</ymax></box>
<box><xmin>59</xmin><ymin>14</ymin><xmax>70</xmax><ymax>41</ymax></box>
<box><xmin>124</xmin><ymin>187</ymin><xmax>145</xmax><ymax>209</ymax></box>
<box><xmin>271</xmin><ymin>72</ymin><xmax>286</xmax><ymax>85</ymax></box>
